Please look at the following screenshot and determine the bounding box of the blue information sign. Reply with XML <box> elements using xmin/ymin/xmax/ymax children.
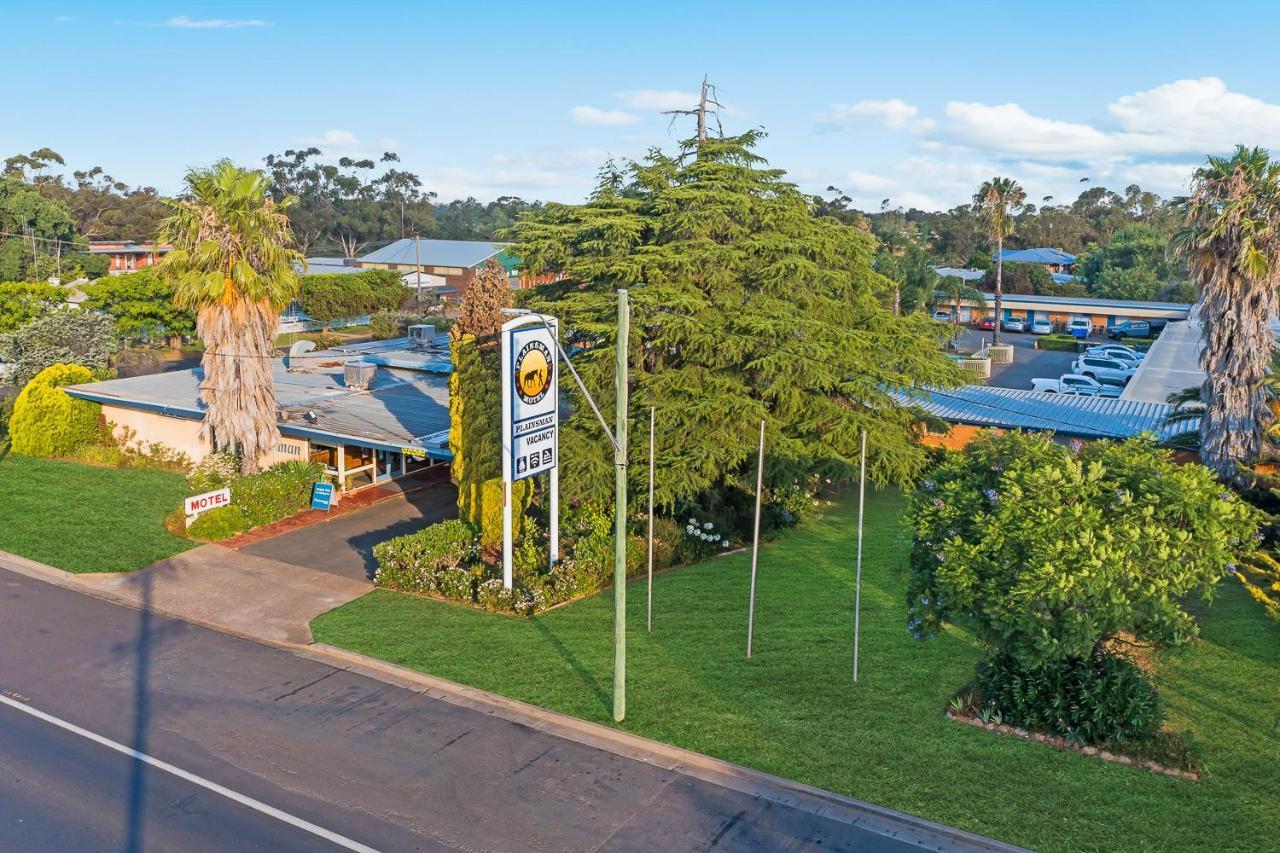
<box><xmin>311</xmin><ymin>482</ymin><xmax>335</xmax><ymax>512</ymax></box>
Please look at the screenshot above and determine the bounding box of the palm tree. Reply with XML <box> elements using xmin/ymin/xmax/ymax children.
<box><xmin>1174</xmin><ymin>145</ymin><xmax>1280</xmax><ymax>480</ymax></box>
<box><xmin>158</xmin><ymin>162</ymin><xmax>302</xmax><ymax>474</ymax></box>
<box><xmin>974</xmin><ymin>177</ymin><xmax>1026</xmax><ymax>346</ymax></box>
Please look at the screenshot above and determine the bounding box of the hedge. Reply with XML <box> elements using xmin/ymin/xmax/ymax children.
<box><xmin>1034</xmin><ymin>334</ymin><xmax>1081</xmax><ymax>352</ymax></box>
<box><xmin>9</xmin><ymin>364</ymin><xmax>102</xmax><ymax>457</ymax></box>
<box><xmin>186</xmin><ymin>459</ymin><xmax>324</xmax><ymax>541</ymax></box>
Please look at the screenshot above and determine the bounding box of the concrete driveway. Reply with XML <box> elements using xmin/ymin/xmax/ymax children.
<box><xmin>240</xmin><ymin>478</ymin><xmax>458</xmax><ymax>582</ymax></box>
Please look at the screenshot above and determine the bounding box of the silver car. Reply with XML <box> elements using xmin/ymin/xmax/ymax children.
<box><xmin>1002</xmin><ymin>317</ymin><xmax>1027</xmax><ymax>333</ymax></box>
<box><xmin>1071</xmin><ymin>354</ymin><xmax>1137</xmax><ymax>385</ymax></box>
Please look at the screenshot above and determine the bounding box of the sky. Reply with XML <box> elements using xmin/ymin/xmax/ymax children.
<box><xmin>6</xmin><ymin>0</ymin><xmax>1280</xmax><ymax>212</ymax></box>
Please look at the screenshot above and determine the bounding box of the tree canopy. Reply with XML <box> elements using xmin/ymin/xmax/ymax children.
<box><xmin>0</xmin><ymin>281</ymin><xmax>65</xmax><ymax>332</ymax></box>
<box><xmin>507</xmin><ymin>131</ymin><xmax>968</xmax><ymax>507</ymax></box>
<box><xmin>80</xmin><ymin>270</ymin><xmax>196</xmax><ymax>342</ymax></box>
<box><xmin>295</xmin><ymin>269</ymin><xmax>406</xmax><ymax>329</ymax></box>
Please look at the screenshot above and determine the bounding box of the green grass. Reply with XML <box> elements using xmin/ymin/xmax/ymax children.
<box><xmin>313</xmin><ymin>491</ymin><xmax>1280</xmax><ymax>852</ymax></box>
<box><xmin>0</xmin><ymin>453</ymin><xmax>194</xmax><ymax>572</ymax></box>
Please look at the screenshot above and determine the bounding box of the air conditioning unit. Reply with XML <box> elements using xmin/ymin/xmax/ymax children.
<box><xmin>408</xmin><ymin>324</ymin><xmax>435</xmax><ymax>344</ymax></box>
<box><xmin>344</xmin><ymin>360</ymin><xmax>376</xmax><ymax>390</ymax></box>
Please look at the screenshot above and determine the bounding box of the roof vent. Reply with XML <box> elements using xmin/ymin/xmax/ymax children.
<box><xmin>286</xmin><ymin>339</ymin><xmax>316</xmax><ymax>371</ymax></box>
<box><xmin>344</xmin><ymin>360</ymin><xmax>376</xmax><ymax>390</ymax></box>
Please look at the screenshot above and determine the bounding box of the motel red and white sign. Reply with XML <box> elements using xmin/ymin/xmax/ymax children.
<box><xmin>184</xmin><ymin>487</ymin><xmax>232</xmax><ymax>522</ymax></box>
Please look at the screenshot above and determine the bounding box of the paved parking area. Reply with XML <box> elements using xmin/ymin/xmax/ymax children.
<box><xmin>951</xmin><ymin>329</ymin><xmax>1101</xmax><ymax>391</ymax></box>
<box><xmin>241</xmin><ymin>477</ymin><xmax>458</xmax><ymax>582</ymax></box>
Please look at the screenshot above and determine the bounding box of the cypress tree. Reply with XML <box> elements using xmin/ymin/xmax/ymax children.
<box><xmin>506</xmin><ymin>132</ymin><xmax>967</xmax><ymax>507</ymax></box>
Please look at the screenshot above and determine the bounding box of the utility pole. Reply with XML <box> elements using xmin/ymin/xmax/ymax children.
<box><xmin>613</xmin><ymin>289</ymin><xmax>630</xmax><ymax>722</ymax></box>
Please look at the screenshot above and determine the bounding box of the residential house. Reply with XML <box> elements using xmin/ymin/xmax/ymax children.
<box><xmin>88</xmin><ymin>241</ymin><xmax>171</xmax><ymax>274</ymax></box>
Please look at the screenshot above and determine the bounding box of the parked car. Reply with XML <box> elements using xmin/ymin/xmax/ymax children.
<box><xmin>1066</xmin><ymin>318</ymin><xmax>1093</xmax><ymax>338</ymax></box>
<box><xmin>1031</xmin><ymin>374</ymin><xmax>1122</xmax><ymax>397</ymax></box>
<box><xmin>933</xmin><ymin>310</ymin><xmax>952</xmax><ymax>322</ymax></box>
<box><xmin>1002</xmin><ymin>317</ymin><xmax>1027</xmax><ymax>333</ymax></box>
<box><xmin>1107</xmin><ymin>319</ymin><xmax>1167</xmax><ymax>339</ymax></box>
<box><xmin>1029</xmin><ymin>318</ymin><xmax>1054</xmax><ymax>335</ymax></box>
<box><xmin>1071</xmin><ymin>354</ymin><xmax>1137</xmax><ymax>385</ymax></box>
<box><xmin>1086</xmin><ymin>343</ymin><xmax>1144</xmax><ymax>365</ymax></box>
<box><xmin>977</xmin><ymin>316</ymin><xmax>995</xmax><ymax>331</ymax></box>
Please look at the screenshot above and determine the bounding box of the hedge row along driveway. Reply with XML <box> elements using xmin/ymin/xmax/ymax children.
<box><xmin>0</xmin><ymin>454</ymin><xmax>194</xmax><ymax>573</ymax></box>
<box><xmin>312</xmin><ymin>490</ymin><xmax>1280</xmax><ymax>853</ymax></box>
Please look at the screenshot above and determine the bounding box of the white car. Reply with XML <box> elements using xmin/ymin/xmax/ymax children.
<box><xmin>1029</xmin><ymin>319</ymin><xmax>1054</xmax><ymax>335</ymax></box>
<box><xmin>1067</xmin><ymin>318</ymin><xmax>1094</xmax><ymax>337</ymax></box>
<box><xmin>1086</xmin><ymin>343</ymin><xmax>1144</xmax><ymax>365</ymax></box>
<box><xmin>1002</xmin><ymin>317</ymin><xmax>1027</xmax><ymax>333</ymax></box>
<box><xmin>1071</xmin><ymin>354</ymin><xmax>1136</xmax><ymax>385</ymax></box>
<box><xmin>933</xmin><ymin>310</ymin><xmax>952</xmax><ymax>322</ymax></box>
<box><xmin>1031</xmin><ymin>374</ymin><xmax>1122</xmax><ymax>397</ymax></box>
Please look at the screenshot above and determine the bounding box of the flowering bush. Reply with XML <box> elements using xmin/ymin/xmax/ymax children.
<box><xmin>373</xmin><ymin>519</ymin><xmax>480</xmax><ymax>593</ymax></box>
<box><xmin>908</xmin><ymin>431</ymin><xmax>1259</xmax><ymax>746</ymax></box>
<box><xmin>678</xmin><ymin>515</ymin><xmax>730</xmax><ymax>561</ymax></box>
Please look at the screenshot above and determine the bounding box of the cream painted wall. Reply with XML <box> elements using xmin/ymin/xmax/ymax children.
<box><xmin>104</xmin><ymin>405</ymin><xmax>211</xmax><ymax>462</ymax></box>
<box><xmin>103</xmin><ymin>405</ymin><xmax>312</xmax><ymax>469</ymax></box>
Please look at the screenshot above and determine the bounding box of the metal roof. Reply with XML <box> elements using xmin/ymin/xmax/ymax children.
<box><xmin>982</xmin><ymin>293</ymin><xmax>1192</xmax><ymax>313</ymax></box>
<box><xmin>64</xmin><ymin>359</ymin><xmax>454</xmax><ymax>458</ymax></box>
<box><xmin>898</xmin><ymin>385</ymin><xmax>1193</xmax><ymax>441</ymax></box>
<box><xmin>356</xmin><ymin>238</ymin><xmax>508</xmax><ymax>269</ymax></box>
<box><xmin>995</xmin><ymin>247</ymin><xmax>1078</xmax><ymax>265</ymax></box>
<box><xmin>303</xmin><ymin>257</ymin><xmax>363</xmax><ymax>275</ymax></box>
<box><xmin>310</xmin><ymin>335</ymin><xmax>454</xmax><ymax>374</ymax></box>
<box><xmin>934</xmin><ymin>266</ymin><xmax>986</xmax><ymax>282</ymax></box>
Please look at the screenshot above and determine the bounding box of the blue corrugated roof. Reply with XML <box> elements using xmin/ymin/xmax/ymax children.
<box><xmin>1049</xmin><ymin>272</ymin><xmax>1077</xmax><ymax>284</ymax></box>
<box><xmin>357</xmin><ymin>239</ymin><xmax>508</xmax><ymax>269</ymax></box>
<box><xmin>896</xmin><ymin>385</ymin><xmax>1192</xmax><ymax>441</ymax></box>
<box><xmin>995</xmin><ymin>247</ymin><xmax>1077</xmax><ymax>265</ymax></box>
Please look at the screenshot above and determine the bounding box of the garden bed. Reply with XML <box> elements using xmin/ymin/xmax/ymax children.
<box><xmin>944</xmin><ymin>710</ymin><xmax>1198</xmax><ymax>780</ymax></box>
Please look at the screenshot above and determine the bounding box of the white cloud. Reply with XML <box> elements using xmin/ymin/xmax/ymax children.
<box><xmin>1108</xmin><ymin>77</ymin><xmax>1280</xmax><ymax>151</ymax></box>
<box><xmin>570</xmin><ymin>105</ymin><xmax>640</xmax><ymax>126</ymax></box>
<box><xmin>944</xmin><ymin>78</ymin><xmax>1280</xmax><ymax>161</ymax></box>
<box><xmin>301</xmin><ymin>129</ymin><xmax>363</xmax><ymax>154</ymax></box>
<box><xmin>54</xmin><ymin>14</ymin><xmax>74</xmax><ymax>23</ymax></box>
<box><xmin>820</xmin><ymin>98</ymin><xmax>922</xmax><ymax>130</ymax></box>
<box><xmin>162</xmin><ymin>15</ymin><xmax>269</xmax><ymax>29</ymax></box>
<box><xmin>616</xmin><ymin>89</ymin><xmax>699</xmax><ymax>112</ymax></box>
<box><xmin>425</xmin><ymin>149</ymin><xmax>611</xmax><ymax>201</ymax></box>
<box><xmin>378</xmin><ymin>138</ymin><xmax>402</xmax><ymax>152</ymax></box>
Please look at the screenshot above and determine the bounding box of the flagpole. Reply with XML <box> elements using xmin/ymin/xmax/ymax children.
<box><xmin>853</xmin><ymin>430</ymin><xmax>867</xmax><ymax>683</ymax></box>
<box><xmin>746</xmin><ymin>419</ymin><xmax>765</xmax><ymax>658</ymax></box>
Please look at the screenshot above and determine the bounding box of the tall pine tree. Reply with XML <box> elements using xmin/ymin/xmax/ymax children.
<box><xmin>506</xmin><ymin>132</ymin><xmax>967</xmax><ymax>507</ymax></box>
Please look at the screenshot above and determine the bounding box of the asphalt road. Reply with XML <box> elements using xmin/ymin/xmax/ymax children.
<box><xmin>242</xmin><ymin>479</ymin><xmax>457</xmax><ymax>581</ymax></box>
<box><xmin>0</xmin><ymin>568</ymin><xmax>930</xmax><ymax>852</ymax></box>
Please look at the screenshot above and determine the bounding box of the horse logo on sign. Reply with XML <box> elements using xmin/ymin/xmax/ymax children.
<box><xmin>514</xmin><ymin>340</ymin><xmax>553</xmax><ymax>405</ymax></box>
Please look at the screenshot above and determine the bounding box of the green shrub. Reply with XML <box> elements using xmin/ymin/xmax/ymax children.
<box><xmin>435</xmin><ymin>567</ymin><xmax>477</xmax><ymax>601</ymax></box>
<box><xmin>908</xmin><ymin>431</ymin><xmax>1258</xmax><ymax>745</ymax></box>
<box><xmin>649</xmin><ymin>516</ymin><xmax>681</xmax><ymax>569</ymax></box>
<box><xmin>0</xmin><ymin>394</ymin><xmax>14</xmax><ymax>439</ymax></box>
<box><xmin>9</xmin><ymin>363</ymin><xmax>102</xmax><ymax>458</ymax></box>
<box><xmin>186</xmin><ymin>505</ymin><xmax>254</xmax><ymax>541</ymax></box>
<box><xmin>1034</xmin><ymin>334</ymin><xmax>1081</xmax><ymax>352</ymax></box>
<box><xmin>372</xmin><ymin>519</ymin><xmax>479</xmax><ymax>593</ymax></box>
<box><xmin>184</xmin><ymin>458</ymin><xmax>322</xmax><ymax>541</ymax></box>
<box><xmin>1118</xmin><ymin>337</ymin><xmax>1152</xmax><ymax>351</ymax></box>
<box><xmin>975</xmin><ymin>652</ymin><xmax>1163</xmax><ymax>745</ymax></box>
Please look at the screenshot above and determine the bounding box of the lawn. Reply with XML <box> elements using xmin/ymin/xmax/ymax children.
<box><xmin>313</xmin><ymin>490</ymin><xmax>1280</xmax><ymax>852</ymax></box>
<box><xmin>0</xmin><ymin>453</ymin><xmax>195</xmax><ymax>573</ymax></box>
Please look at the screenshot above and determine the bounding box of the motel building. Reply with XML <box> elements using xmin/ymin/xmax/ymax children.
<box><xmin>64</xmin><ymin>331</ymin><xmax>455</xmax><ymax>494</ymax></box>
<box><xmin>969</xmin><ymin>293</ymin><xmax>1192</xmax><ymax>331</ymax></box>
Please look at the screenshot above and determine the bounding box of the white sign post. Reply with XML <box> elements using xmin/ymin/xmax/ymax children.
<box><xmin>501</xmin><ymin>314</ymin><xmax>560</xmax><ymax>588</ymax></box>
<box><xmin>184</xmin><ymin>487</ymin><xmax>231</xmax><ymax>527</ymax></box>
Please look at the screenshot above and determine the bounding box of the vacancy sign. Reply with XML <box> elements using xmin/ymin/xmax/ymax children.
<box><xmin>184</xmin><ymin>487</ymin><xmax>231</xmax><ymax>526</ymax></box>
<box><xmin>502</xmin><ymin>316</ymin><xmax>559</xmax><ymax>482</ymax></box>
